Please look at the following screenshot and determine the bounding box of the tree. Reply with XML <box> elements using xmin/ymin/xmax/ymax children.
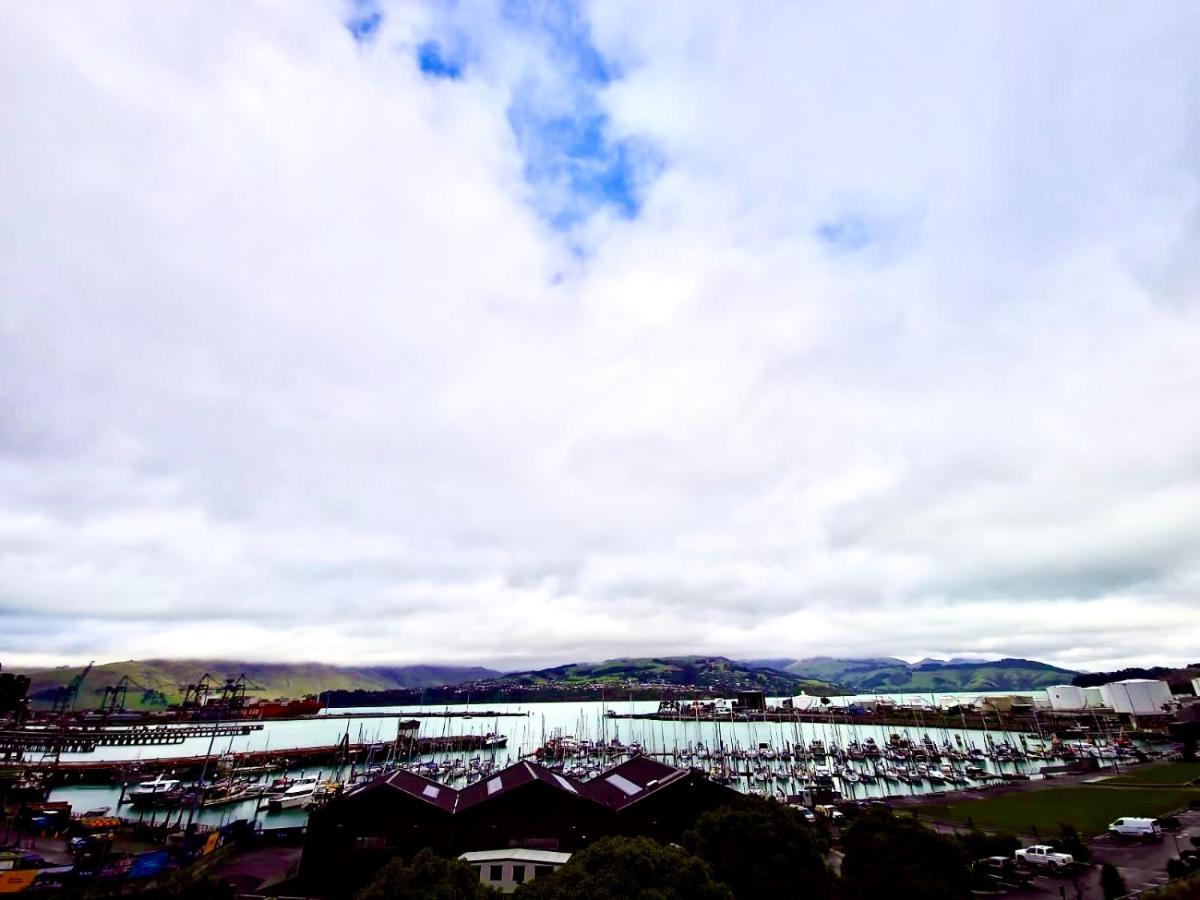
<box><xmin>356</xmin><ymin>848</ymin><xmax>498</xmax><ymax>900</ymax></box>
<box><xmin>1100</xmin><ymin>862</ymin><xmax>1127</xmax><ymax>900</ymax></box>
<box><xmin>685</xmin><ymin>795</ymin><xmax>831</xmax><ymax>899</ymax></box>
<box><xmin>841</xmin><ymin>809</ymin><xmax>971</xmax><ymax>900</ymax></box>
<box><xmin>1051</xmin><ymin>822</ymin><xmax>1091</xmax><ymax>863</ymax></box>
<box><xmin>515</xmin><ymin>836</ymin><xmax>732</xmax><ymax>900</ymax></box>
<box><xmin>957</xmin><ymin>829</ymin><xmax>1020</xmax><ymax>861</ymax></box>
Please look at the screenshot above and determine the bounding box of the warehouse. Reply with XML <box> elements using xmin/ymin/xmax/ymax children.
<box><xmin>1045</xmin><ymin>685</ymin><xmax>1088</xmax><ymax>710</ymax></box>
<box><xmin>1098</xmin><ymin>679</ymin><xmax>1174</xmax><ymax>718</ymax></box>
<box><xmin>299</xmin><ymin>756</ymin><xmax>741</xmax><ymax>896</ymax></box>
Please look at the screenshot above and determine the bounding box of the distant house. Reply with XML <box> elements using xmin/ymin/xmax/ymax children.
<box><xmin>460</xmin><ymin>849</ymin><xmax>571</xmax><ymax>893</ymax></box>
<box><xmin>300</xmin><ymin>756</ymin><xmax>741</xmax><ymax>896</ymax></box>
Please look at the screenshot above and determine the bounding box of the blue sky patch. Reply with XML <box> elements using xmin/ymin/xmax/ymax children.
<box><xmin>498</xmin><ymin>2</ymin><xmax>653</xmax><ymax>229</ymax></box>
<box><xmin>345</xmin><ymin>0</ymin><xmax>382</xmax><ymax>43</ymax></box>
<box><xmin>417</xmin><ymin>40</ymin><xmax>464</xmax><ymax>80</ymax></box>
<box><xmin>817</xmin><ymin>216</ymin><xmax>872</xmax><ymax>253</ymax></box>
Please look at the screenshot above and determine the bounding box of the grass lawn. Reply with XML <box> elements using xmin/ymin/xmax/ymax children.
<box><xmin>914</xmin><ymin>786</ymin><xmax>1199</xmax><ymax>837</ymax></box>
<box><xmin>1099</xmin><ymin>761</ymin><xmax>1200</xmax><ymax>786</ymax></box>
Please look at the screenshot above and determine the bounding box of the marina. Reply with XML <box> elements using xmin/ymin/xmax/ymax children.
<box><xmin>25</xmin><ymin>693</ymin><xmax>1167</xmax><ymax>831</ymax></box>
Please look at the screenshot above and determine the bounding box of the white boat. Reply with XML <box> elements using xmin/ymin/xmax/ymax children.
<box><xmin>129</xmin><ymin>776</ymin><xmax>181</xmax><ymax>806</ymax></box>
<box><xmin>266</xmin><ymin>776</ymin><xmax>319</xmax><ymax>811</ymax></box>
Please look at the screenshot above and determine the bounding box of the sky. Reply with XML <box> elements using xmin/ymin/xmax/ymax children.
<box><xmin>2</xmin><ymin>1</ymin><xmax>1200</xmax><ymax>674</ymax></box>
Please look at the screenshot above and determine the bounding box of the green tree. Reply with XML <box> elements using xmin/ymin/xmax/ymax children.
<box><xmin>685</xmin><ymin>795</ymin><xmax>831</xmax><ymax>899</ymax></box>
<box><xmin>1100</xmin><ymin>862</ymin><xmax>1127</xmax><ymax>900</ymax></box>
<box><xmin>841</xmin><ymin>809</ymin><xmax>971</xmax><ymax>900</ymax></box>
<box><xmin>957</xmin><ymin>829</ymin><xmax>1020</xmax><ymax>861</ymax></box>
<box><xmin>1051</xmin><ymin>822</ymin><xmax>1091</xmax><ymax>863</ymax></box>
<box><xmin>356</xmin><ymin>848</ymin><xmax>498</xmax><ymax>900</ymax></box>
<box><xmin>515</xmin><ymin>836</ymin><xmax>732</xmax><ymax>900</ymax></box>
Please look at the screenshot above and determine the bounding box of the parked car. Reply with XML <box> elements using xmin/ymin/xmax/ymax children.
<box><xmin>1016</xmin><ymin>845</ymin><xmax>1073</xmax><ymax>870</ymax></box>
<box><xmin>973</xmin><ymin>856</ymin><xmax>1034</xmax><ymax>889</ymax></box>
<box><xmin>1108</xmin><ymin>818</ymin><xmax>1162</xmax><ymax>840</ymax></box>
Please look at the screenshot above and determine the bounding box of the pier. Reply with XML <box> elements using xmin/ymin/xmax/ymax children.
<box><xmin>25</xmin><ymin>731</ymin><xmax>507</xmax><ymax>786</ymax></box>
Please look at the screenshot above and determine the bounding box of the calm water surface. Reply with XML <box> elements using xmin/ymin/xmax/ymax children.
<box><xmin>51</xmin><ymin>692</ymin><xmax>1081</xmax><ymax>827</ymax></box>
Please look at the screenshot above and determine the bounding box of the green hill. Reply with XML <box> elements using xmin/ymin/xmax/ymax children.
<box><xmin>490</xmin><ymin>656</ymin><xmax>846</xmax><ymax>697</ymax></box>
<box><xmin>745</xmin><ymin>656</ymin><xmax>1078</xmax><ymax>693</ymax></box>
<box><xmin>13</xmin><ymin>659</ymin><xmax>500</xmax><ymax>710</ymax></box>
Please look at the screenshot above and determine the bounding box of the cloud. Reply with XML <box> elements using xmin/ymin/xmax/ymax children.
<box><xmin>2</xmin><ymin>1</ymin><xmax>1200</xmax><ymax>673</ymax></box>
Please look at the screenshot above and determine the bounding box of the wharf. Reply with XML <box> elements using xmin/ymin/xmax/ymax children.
<box><xmin>32</xmin><ymin>733</ymin><xmax>507</xmax><ymax>785</ymax></box>
<box><xmin>0</xmin><ymin>723</ymin><xmax>262</xmax><ymax>754</ymax></box>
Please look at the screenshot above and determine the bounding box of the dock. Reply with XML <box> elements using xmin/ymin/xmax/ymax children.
<box><xmin>30</xmin><ymin>732</ymin><xmax>507</xmax><ymax>786</ymax></box>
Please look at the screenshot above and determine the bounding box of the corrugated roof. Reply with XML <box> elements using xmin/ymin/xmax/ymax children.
<box><xmin>333</xmin><ymin>757</ymin><xmax>701</xmax><ymax>816</ymax></box>
<box><xmin>380</xmin><ymin>768</ymin><xmax>459</xmax><ymax>812</ymax></box>
<box><xmin>579</xmin><ymin>755</ymin><xmax>691</xmax><ymax>810</ymax></box>
<box><xmin>457</xmin><ymin>761</ymin><xmax>588</xmax><ymax>812</ymax></box>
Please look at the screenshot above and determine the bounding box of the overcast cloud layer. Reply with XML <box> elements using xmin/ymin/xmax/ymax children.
<box><xmin>3</xmin><ymin>1</ymin><xmax>1200</xmax><ymax>672</ymax></box>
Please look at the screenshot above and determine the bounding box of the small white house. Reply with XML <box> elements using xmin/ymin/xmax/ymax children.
<box><xmin>460</xmin><ymin>849</ymin><xmax>572</xmax><ymax>893</ymax></box>
<box><xmin>1099</xmin><ymin>679</ymin><xmax>1173</xmax><ymax>717</ymax></box>
<box><xmin>1046</xmin><ymin>685</ymin><xmax>1088</xmax><ymax>710</ymax></box>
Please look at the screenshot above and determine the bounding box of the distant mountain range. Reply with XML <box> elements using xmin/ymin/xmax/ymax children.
<box><xmin>321</xmin><ymin>656</ymin><xmax>847</xmax><ymax>706</ymax></box>
<box><xmin>742</xmin><ymin>656</ymin><xmax>1080</xmax><ymax>693</ymax></box>
<box><xmin>14</xmin><ymin>660</ymin><xmax>500</xmax><ymax>710</ymax></box>
<box><xmin>13</xmin><ymin>653</ymin><xmax>1087</xmax><ymax>711</ymax></box>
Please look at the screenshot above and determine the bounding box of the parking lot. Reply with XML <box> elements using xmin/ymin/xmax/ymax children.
<box><xmin>996</xmin><ymin>807</ymin><xmax>1199</xmax><ymax>898</ymax></box>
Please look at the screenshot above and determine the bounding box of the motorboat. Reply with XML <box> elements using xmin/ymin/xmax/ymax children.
<box><xmin>265</xmin><ymin>776</ymin><xmax>320</xmax><ymax>811</ymax></box>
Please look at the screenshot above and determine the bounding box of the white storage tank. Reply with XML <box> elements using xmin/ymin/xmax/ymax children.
<box><xmin>1083</xmin><ymin>687</ymin><xmax>1105</xmax><ymax>707</ymax></box>
<box><xmin>1192</xmin><ymin>677</ymin><xmax>1200</xmax><ymax>697</ymax></box>
<box><xmin>1046</xmin><ymin>685</ymin><xmax>1087</xmax><ymax>710</ymax></box>
<box><xmin>1099</xmin><ymin>679</ymin><xmax>1173</xmax><ymax>716</ymax></box>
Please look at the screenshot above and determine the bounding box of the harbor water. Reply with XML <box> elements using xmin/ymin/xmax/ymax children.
<box><xmin>47</xmin><ymin>691</ymin><xmax>1120</xmax><ymax>828</ymax></box>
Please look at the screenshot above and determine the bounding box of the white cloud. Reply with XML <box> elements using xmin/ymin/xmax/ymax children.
<box><xmin>2</xmin><ymin>1</ymin><xmax>1199</xmax><ymax>673</ymax></box>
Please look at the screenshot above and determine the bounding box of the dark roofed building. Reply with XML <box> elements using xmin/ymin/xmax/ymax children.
<box><xmin>300</xmin><ymin>756</ymin><xmax>742</xmax><ymax>896</ymax></box>
<box><xmin>583</xmin><ymin>755</ymin><xmax>740</xmax><ymax>844</ymax></box>
<box><xmin>300</xmin><ymin>767</ymin><xmax>455</xmax><ymax>894</ymax></box>
<box><xmin>454</xmin><ymin>762</ymin><xmax>606</xmax><ymax>853</ymax></box>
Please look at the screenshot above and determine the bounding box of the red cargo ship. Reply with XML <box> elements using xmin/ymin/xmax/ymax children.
<box><xmin>248</xmin><ymin>696</ymin><xmax>324</xmax><ymax>719</ymax></box>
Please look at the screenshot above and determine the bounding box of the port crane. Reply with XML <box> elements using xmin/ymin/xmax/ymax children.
<box><xmin>97</xmin><ymin>674</ymin><xmax>144</xmax><ymax>715</ymax></box>
<box><xmin>51</xmin><ymin>661</ymin><xmax>94</xmax><ymax>715</ymax></box>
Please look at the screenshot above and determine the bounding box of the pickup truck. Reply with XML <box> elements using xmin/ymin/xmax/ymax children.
<box><xmin>1015</xmin><ymin>845</ymin><xmax>1073</xmax><ymax>870</ymax></box>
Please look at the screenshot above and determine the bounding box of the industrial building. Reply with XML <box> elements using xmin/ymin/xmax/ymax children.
<box><xmin>1045</xmin><ymin>685</ymin><xmax>1088</xmax><ymax>710</ymax></box>
<box><xmin>299</xmin><ymin>756</ymin><xmax>741</xmax><ymax>895</ymax></box>
<box><xmin>1098</xmin><ymin>679</ymin><xmax>1174</xmax><ymax>717</ymax></box>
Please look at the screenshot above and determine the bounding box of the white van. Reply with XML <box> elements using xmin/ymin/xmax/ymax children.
<box><xmin>1107</xmin><ymin>818</ymin><xmax>1162</xmax><ymax>840</ymax></box>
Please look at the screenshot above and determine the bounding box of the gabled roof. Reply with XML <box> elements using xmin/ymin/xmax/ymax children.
<box><xmin>332</xmin><ymin>756</ymin><xmax>710</xmax><ymax>817</ymax></box>
<box><xmin>579</xmin><ymin>755</ymin><xmax>692</xmax><ymax>811</ymax></box>
<box><xmin>374</xmin><ymin>768</ymin><xmax>458</xmax><ymax>812</ymax></box>
<box><xmin>457</xmin><ymin>761</ymin><xmax>587</xmax><ymax>812</ymax></box>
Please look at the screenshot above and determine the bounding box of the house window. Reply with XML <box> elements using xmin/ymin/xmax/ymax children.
<box><xmin>534</xmin><ymin>866</ymin><xmax>555</xmax><ymax>878</ymax></box>
<box><xmin>512</xmin><ymin>865</ymin><xmax>527</xmax><ymax>884</ymax></box>
<box><xmin>353</xmin><ymin>835</ymin><xmax>388</xmax><ymax>849</ymax></box>
<box><xmin>489</xmin><ymin>864</ymin><xmax>503</xmax><ymax>882</ymax></box>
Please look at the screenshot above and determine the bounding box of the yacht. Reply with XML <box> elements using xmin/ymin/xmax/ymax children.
<box><xmin>129</xmin><ymin>775</ymin><xmax>182</xmax><ymax>807</ymax></box>
<box><xmin>265</xmin><ymin>776</ymin><xmax>320</xmax><ymax>811</ymax></box>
